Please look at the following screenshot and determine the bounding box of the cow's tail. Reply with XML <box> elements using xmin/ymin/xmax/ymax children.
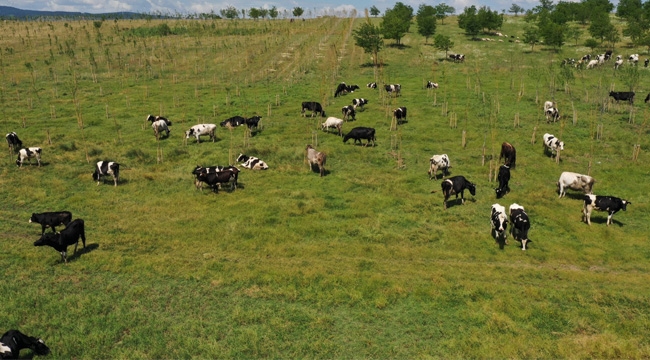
<box><xmin>80</xmin><ymin>220</ymin><xmax>87</xmax><ymax>247</ymax></box>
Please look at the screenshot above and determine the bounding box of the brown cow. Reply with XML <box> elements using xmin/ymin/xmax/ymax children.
<box><xmin>499</xmin><ymin>142</ymin><xmax>516</xmax><ymax>168</ymax></box>
<box><xmin>306</xmin><ymin>144</ymin><xmax>326</xmax><ymax>177</ymax></box>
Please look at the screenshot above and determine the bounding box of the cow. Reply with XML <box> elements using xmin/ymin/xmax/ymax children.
<box><xmin>192</xmin><ymin>165</ymin><xmax>240</xmax><ymax>190</ymax></box>
<box><xmin>5</xmin><ymin>132</ymin><xmax>22</xmax><ymax>153</ymax></box>
<box><xmin>245</xmin><ymin>116</ymin><xmax>262</xmax><ymax>130</ymax></box>
<box><xmin>645</xmin><ymin>58</ymin><xmax>649</xmax><ymax>67</ymax></box>
<box><xmin>16</xmin><ymin>147</ymin><xmax>42</xmax><ymax>167</ymax></box>
<box><xmin>306</xmin><ymin>144</ymin><xmax>326</xmax><ymax>177</ymax></box>
<box><xmin>237</xmin><ymin>154</ymin><xmax>269</xmax><ymax>170</ymax></box>
<box><xmin>343</xmin><ymin>127</ymin><xmax>376</xmax><ymax>147</ymax></box>
<box><xmin>609</xmin><ymin>91</ymin><xmax>635</xmax><ymax>104</ymax></box>
<box><xmin>321</xmin><ymin>117</ymin><xmax>344</xmax><ymax>136</ymax></box>
<box><xmin>341</xmin><ymin>105</ymin><xmax>356</xmax><ymax>121</ymax></box>
<box><xmin>495</xmin><ymin>164</ymin><xmax>511</xmax><ymax>199</ymax></box>
<box><xmin>614</xmin><ymin>55</ymin><xmax>623</xmax><ymax>69</ymax></box>
<box><xmin>220</xmin><ymin>116</ymin><xmax>246</xmax><ymax>128</ymax></box>
<box><xmin>499</xmin><ymin>142</ymin><xmax>516</xmax><ymax>168</ymax></box>
<box><xmin>334</xmin><ymin>82</ymin><xmax>359</xmax><ymax>97</ymax></box>
<box><xmin>583</xmin><ymin>195</ymin><xmax>631</xmax><ymax>226</ymax></box>
<box><xmin>580</xmin><ymin>54</ymin><xmax>591</xmax><ymax>62</ymax></box>
<box><xmin>557</xmin><ymin>172</ymin><xmax>595</xmax><ymax>198</ymax></box>
<box><xmin>185</xmin><ymin>124</ymin><xmax>217</xmax><ymax>143</ymax></box>
<box><xmin>441</xmin><ymin>175</ymin><xmax>476</xmax><ymax>210</ymax></box>
<box><xmin>545</xmin><ymin>107</ymin><xmax>560</xmax><ymax>122</ymax></box>
<box><xmin>385</xmin><ymin>84</ymin><xmax>401</xmax><ymax>96</ymax></box>
<box><xmin>367</xmin><ymin>82</ymin><xmax>377</xmax><ymax>89</ymax></box>
<box><xmin>490</xmin><ymin>204</ymin><xmax>508</xmax><ymax>242</ymax></box>
<box><xmin>92</xmin><ymin>161</ymin><xmax>119</xmax><ymax>186</ymax></box>
<box><xmin>0</xmin><ymin>330</ymin><xmax>50</xmax><ymax>359</ymax></box>
<box><xmin>449</xmin><ymin>54</ymin><xmax>465</xmax><ymax>62</ymax></box>
<box><xmin>195</xmin><ymin>169</ymin><xmax>238</xmax><ymax>193</ymax></box>
<box><xmin>586</xmin><ymin>59</ymin><xmax>599</xmax><ymax>69</ymax></box>
<box><xmin>646</xmin><ymin>93</ymin><xmax>650</xmax><ymax>103</ymax></box>
<box><xmin>352</xmin><ymin>98</ymin><xmax>368</xmax><ymax>110</ymax></box>
<box><xmin>393</xmin><ymin>106</ymin><xmax>407</xmax><ymax>124</ymax></box>
<box><xmin>629</xmin><ymin>53</ymin><xmax>639</xmax><ymax>63</ymax></box>
<box><xmin>509</xmin><ymin>203</ymin><xmax>531</xmax><ymax>250</ymax></box>
<box><xmin>543</xmin><ymin>133</ymin><xmax>564</xmax><ymax>157</ymax></box>
<box><xmin>543</xmin><ymin>101</ymin><xmax>555</xmax><ymax>113</ymax></box>
<box><xmin>29</xmin><ymin>211</ymin><xmax>72</xmax><ymax>235</ymax></box>
<box><xmin>151</xmin><ymin>119</ymin><xmax>170</xmax><ymax>138</ymax></box>
<box><xmin>146</xmin><ymin>114</ymin><xmax>171</xmax><ymax>126</ymax></box>
<box><xmin>301</xmin><ymin>102</ymin><xmax>325</xmax><ymax>117</ymax></box>
<box><xmin>561</xmin><ymin>58</ymin><xmax>575</xmax><ymax>66</ymax></box>
<box><xmin>33</xmin><ymin>218</ymin><xmax>86</xmax><ymax>263</ymax></box>
<box><xmin>426</xmin><ymin>81</ymin><xmax>439</xmax><ymax>89</ymax></box>
<box><xmin>428</xmin><ymin>154</ymin><xmax>451</xmax><ymax>180</ymax></box>
<box><xmin>604</xmin><ymin>49</ymin><xmax>613</xmax><ymax>60</ymax></box>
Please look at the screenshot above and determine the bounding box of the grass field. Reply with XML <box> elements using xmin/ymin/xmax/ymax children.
<box><xmin>1</xmin><ymin>14</ymin><xmax>649</xmax><ymax>358</ymax></box>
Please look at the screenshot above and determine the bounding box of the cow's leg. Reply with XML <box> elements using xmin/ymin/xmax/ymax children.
<box><xmin>60</xmin><ymin>251</ymin><xmax>67</xmax><ymax>263</ymax></box>
<box><xmin>521</xmin><ymin>239</ymin><xmax>528</xmax><ymax>250</ymax></box>
<box><xmin>607</xmin><ymin>212</ymin><xmax>613</xmax><ymax>226</ymax></box>
<box><xmin>113</xmin><ymin>175</ymin><xmax>118</xmax><ymax>187</ymax></box>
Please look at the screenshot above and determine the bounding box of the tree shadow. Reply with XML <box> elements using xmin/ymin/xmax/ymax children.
<box><xmin>387</xmin><ymin>43</ymin><xmax>410</xmax><ymax>50</ymax></box>
<box><xmin>360</xmin><ymin>62</ymin><xmax>387</xmax><ymax>68</ymax></box>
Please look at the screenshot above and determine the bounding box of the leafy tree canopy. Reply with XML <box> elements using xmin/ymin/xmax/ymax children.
<box><xmin>370</xmin><ymin>5</ymin><xmax>381</xmax><ymax>17</ymax></box>
<box><xmin>380</xmin><ymin>2</ymin><xmax>414</xmax><ymax>45</ymax></box>
<box><xmin>353</xmin><ymin>21</ymin><xmax>384</xmax><ymax>66</ymax></box>
<box><xmin>220</xmin><ymin>6</ymin><xmax>239</xmax><ymax>19</ymax></box>
<box><xmin>416</xmin><ymin>4</ymin><xmax>437</xmax><ymax>43</ymax></box>
<box><xmin>293</xmin><ymin>7</ymin><xmax>304</xmax><ymax>17</ymax></box>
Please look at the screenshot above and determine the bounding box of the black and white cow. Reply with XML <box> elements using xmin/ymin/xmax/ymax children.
<box><xmin>0</xmin><ymin>330</ymin><xmax>50</xmax><ymax>359</ymax></box>
<box><xmin>499</xmin><ymin>142</ymin><xmax>516</xmax><ymax>168</ymax></box>
<box><xmin>583</xmin><ymin>195</ymin><xmax>631</xmax><ymax>226</ymax></box>
<box><xmin>509</xmin><ymin>203</ymin><xmax>531</xmax><ymax>250</ymax></box>
<box><xmin>245</xmin><ymin>116</ymin><xmax>262</xmax><ymax>130</ymax></box>
<box><xmin>195</xmin><ymin>170</ymin><xmax>238</xmax><ymax>192</ymax></box>
<box><xmin>33</xmin><ymin>218</ymin><xmax>86</xmax><ymax>263</ymax></box>
<box><xmin>490</xmin><ymin>204</ymin><xmax>508</xmax><ymax>241</ymax></box>
<box><xmin>426</xmin><ymin>81</ymin><xmax>439</xmax><ymax>89</ymax></box>
<box><xmin>146</xmin><ymin>114</ymin><xmax>172</xmax><ymax>126</ymax></box>
<box><xmin>495</xmin><ymin>164</ymin><xmax>511</xmax><ymax>199</ymax></box>
<box><xmin>343</xmin><ymin>127</ymin><xmax>376</xmax><ymax>147</ymax></box>
<box><xmin>185</xmin><ymin>124</ymin><xmax>217</xmax><ymax>143</ymax></box>
<box><xmin>301</xmin><ymin>102</ymin><xmax>325</xmax><ymax>117</ymax></box>
<box><xmin>393</xmin><ymin>106</ymin><xmax>407</xmax><ymax>124</ymax></box>
<box><xmin>449</xmin><ymin>54</ymin><xmax>465</xmax><ymax>62</ymax></box>
<box><xmin>237</xmin><ymin>154</ymin><xmax>269</xmax><ymax>170</ymax></box>
<box><xmin>5</xmin><ymin>132</ymin><xmax>22</xmax><ymax>152</ymax></box>
<box><xmin>321</xmin><ymin>117</ymin><xmax>344</xmax><ymax>136</ymax></box>
<box><xmin>192</xmin><ymin>165</ymin><xmax>240</xmax><ymax>190</ymax></box>
<box><xmin>557</xmin><ymin>172</ymin><xmax>595</xmax><ymax>198</ymax></box>
<box><xmin>629</xmin><ymin>53</ymin><xmax>639</xmax><ymax>63</ymax></box>
<box><xmin>352</xmin><ymin>98</ymin><xmax>368</xmax><ymax>110</ymax></box>
<box><xmin>441</xmin><ymin>175</ymin><xmax>476</xmax><ymax>210</ymax></box>
<box><xmin>545</xmin><ymin>107</ymin><xmax>560</xmax><ymax>122</ymax></box>
<box><xmin>29</xmin><ymin>211</ymin><xmax>72</xmax><ymax>235</ymax></box>
<box><xmin>645</xmin><ymin>58</ymin><xmax>649</xmax><ymax>67</ymax></box>
<box><xmin>92</xmin><ymin>161</ymin><xmax>120</xmax><ymax>186</ymax></box>
<box><xmin>428</xmin><ymin>154</ymin><xmax>451</xmax><ymax>180</ymax></box>
<box><xmin>385</xmin><ymin>84</ymin><xmax>401</xmax><ymax>96</ymax></box>
<box><xmin>151</xmin><ymin>119</ymin><xmax>170</xmax><ymax>138</ymax></box>
<box><xmin>543</xmin><ymin>133</ymin><xmax>564</xmax><ymax>157</ymax></box>
<box><xmin>609</xmin><ymin>91</ymin><xmax>635</xmax><ymax>104</ymax></box>
<box><xmin>334</xmin><ymin>82</ymin><xmax>360</xmax><ymax>97</ymax></box>
<box><xmin>645</xmin><ymin>93</ymin><xmax>650</xmax><ymax>103</ymax></box>
<box><xmin>367</xmin><ymin>82</ymin><xmax>377</xmax><ymax>89</ymax></box>
<box><xmin>341</xmin><ymin>105</ymin><xmax>356</xmax><ymax>121</ymax></box>
<box><xmin>16</xmin><ymin>147</ymin><xmax>42</xmax><ymax>167</ymax></box>
<box><xmin>220</xmin><ymin>116</ymin><xmax>246</xmax><ymax>128</ymax></box>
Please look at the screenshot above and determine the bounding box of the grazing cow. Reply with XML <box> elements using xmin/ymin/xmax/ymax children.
<box><xmin>586</xmin><ymin>59</ymin><xmax>599</xmax><ymax>69</ymax></box>
<box><xmin>449</xmin><ymin>54</ymin><xmax>465</xmax><ymax>62</ymax></box>
<box><xmin>583</xmin><ymin>195</ymin><xmax>631</xmax><ymax>226</ymax></box>
<box><xmin>557</xmin><ymin>172</ymin><xmax>595</xmax><ymax>198</ymax></box>
<box><xmin>29</xmin><ymin>211</ymin><xmax>72</xmax><ymax>235</ymax></box>
<box><xmin>428</xmin><ymin>154</ymin><xmax>451</xmax><ymax>180</ymax></box>
<box><xmin>385</xmin><ymin>84</ymin><xmax>401</xmax><ymax>96</ymax></box>
<box><xmin>341</xmin><ymin>105</ymin><xmax>356</xmax><ymax>121</ymax></box>
<box><xmin>185</xmin><ymin>124</ymin><xmax>217</xmax><ymax>143</ymax></box>
<box><xmin>543</xmin><ymin>101</ymin><xmax>555</xmax><ymax>113</ymax></box>
<box><xmin>352</xmin><ymin>98</ymin><xmax>368</xmax><ymax>110</ymax></box>
<box><xmin>237</xmin><ymin>154</ymin><xmax>269</xmax><ymax>170</ymax></box>
<box><xmin>0</xmin><ymin>330</ymin><xmax>50</xmax><ymax>359</ymax></box>
<box><xmin>151</xmin><ymin>119</ymin><xmax>170</xmax><ymax>138</ymax></box>
<box><xmin>220</xmin><ymin>116</ymin><xmax>246</xmax><ymax>128</ymax></box>
<box><xmin>545</xmin><ymin>107</ymin><xmax>560</xmax><ymax>122</ymax></box>
<box><xmin>334</xmin><ymin>82</ymin><xmax>359</xmax><ymax>97</ymax></box>
<box><xmin>301</xmin><ymin>102</ymin><xmax>326</xmax><ymax>117</ymax></box>
<box><xmin>321</xmin><ymin>117</ymin><xmax>344</xmax><ymax>136</ymax></box>
<box><xmin>604</xmin><ymin>49</ymin><xmax>613</xmax><ymax>60</ymax></box>
<box><xmin>499</xmin><ymin>142</ymin><xmax>516</xmax><ymax>168</ymax></box>
<box><xmin>393</xmin><ymin>106</ymin><xmax>407</xmax><ymax>124</ymax></box>
<box><xmin>245</xmin><ymin>116</ymin><xmax>262</xmax><ymax>130</ymax></box>
<box><xmin>5</xmin><ymin>132</ymin><xmax>22</xmax><ymax>152</ymax></box>
<box><xmin>367</xmin><ymin>82</ymin><xmax>377</xmax><ymax>89</ymax></box>
<box><xmin>33</xmin><ymin>218</ymin><xmax>86</xmax><ymax>263</ymax></box>
<box><xmin>92</xmin><ymin>161</ymin><xmax>119</xmax><ymax>186</ymax></box>
<box><xmin>146</xmin><ymin>114</ymin><xmax>172</xmax><ymax>126</ymax></box>
<box><xmin>343</xmin><ymin>127</ymin><xmax>376</xmax><ymax>147</ymax></box>
<box><xmin>16</xmin><ymin>147</ymin><xmax>42</xmax><ymax>167</ymax></box>
<box><xmin>580</xmin><ymin>54</ymin><xmax>591</xmax><ymax>62</ymax></box>
<box><xmin>426</xmin><ymin>81</ymin><xmax>439</xmax><ymax>89</ymax></box>
<box><xmin>195</xmin><ymin>169</ymin><xmax>238</xmax><ymax>193</ymax></box>
<box><xmin>561</xmin><ymin>58</ymin><xmax>575</xmax><ymax>66</ymax></box>
<box><xmin>543</xmin><ymin>133</ymin><xmax>564</xmax><ymax>157</ymax></box>
<box><xmin>306</xmin><ymin>144</ymin><xmax>326</xmax><ymax>177</ymax></box>
<box><xmin>495</xmin><ymin>164</ymin><xmax>511</xmax><ymax>199</ymax></box>
<box><xmin>614</xmin><ymin>55</ymin><xmax>623</xmax><ymax>69</ymax></box>
<box><xmin>490</xmin><ymin>204</ymin><xmax>508</xmax><ymax>241</ymax></box>
<box><xmin>509</xmin><ymin>203</ymin><xmax>531</xmax><ymax>250</ymax></box>
<box><xmin>629</xmin><ymin>53</ymin><xmax>639</xmax><ymax>63</ymax></box>
<box><xmin>441</xmin><ymin>175</ymin><xmax>476</xmax><ymax>210</ymax></box>
<box><xmin>192</xmin><ymin>165</ymin><xmax>240</xmax><ymax>190</ymax></box>
<box><xmin>609</xmin><ymin>91</ymin><xmax>635</xmax><ymax>104</ymax></box>
<box><xmin>645</xmin><ymin>58</ymin><xmax>649</xmax><ymax>67</ymax></box>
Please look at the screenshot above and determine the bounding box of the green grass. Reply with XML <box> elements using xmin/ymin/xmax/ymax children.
<box><xmin>0</xmin><ymin>15</ymin><xmax>649</xmax><ymax>358</ymax></box>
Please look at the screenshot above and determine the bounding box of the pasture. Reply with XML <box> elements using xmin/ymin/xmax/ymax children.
<box><xmin>1</xmin><ymin>14</ymin><xmax>649</xmax><ymax>358</ymax></box>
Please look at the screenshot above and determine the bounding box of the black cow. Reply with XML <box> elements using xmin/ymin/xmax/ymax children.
<box><xmin>609</xmin><ymin>91</ymin><xmax>635</xmax><ymax>104</ymax></box>
<box><xmin>341</xmin><ymin>105</ymin><xmax>356</xmax><ymax>121</ymax></box>
<box><xmin>146</xmin><ymin>114</ymin><xmax>172</xmax><ymax>126</ymax></box>
<box><xmin>245</xmin><ymin>116</ymin><xmax>262</xmax><ymax>130</ymax></box>
<box><xmin>385</xmin><ymin>84</ymin><xmax>401</xmax><ymax>96</ymax></box>
<box><xmin>495</xmin><ymin>165</ymin><xmax>511</xmax><ymax>199</ymax></box>
<box><xmin>334</xmin><ymin>82</ymin><xmax>359</xmax><ymax>97</ymax></box>
<box><xmin>441</xmin><ymin>175</ymin><xmax>476</xmax><ymax>210</ymax></box>
<box><xmin>34</xmin><ymin>219</ymin><xmax>86</xmax><ymax>263</ymax></box>
<box><xmin>5</xmin><ymin>132</ymin><xmax>22</xmax><ymax>153</ymax></box>
<box><xmin>0</xmin><ymin>330</ymin><xmax>50</xmax><ymax>359</ymax></box>
<box><xmin>195</xmin><ymin>170</ymin><xmax>238</xmax><ymax>193</ymax></box>
<box><xmin>583</xmin><ymin>194</ymin><xmax>631</xmax><ymax>226</ymax></box>
<box><xmin>192</xmin><ymin>165</ymin><xmax>240</xmax><ymax>190</ymax></box>
<box><xmin>604</xmin><ymin>49</ymin><xmax>613</xmax><ymax>60</ymax></box>
<box><xmin>509</xmin><ymin>204</ymin><xmax>531</xmax><ymax>250</ymax></box>
<box><xmin>499</xmin><ymin>142</ymin><xmax>516</xmax><ymax>168</ymax></box>
<box><xmin>367</xmin><ymin>82</ymin><xmax>377</xmax><ymax>89</ymax></box>
<box><xmin>343</xmin><ymin>127</ymin><xmax>376</xmax><ymax>147</ymax></box>
<box><xmin>393</xmin><ymin>107</ymin><xmax>407</xmax><ymax>124</ymax></box>
<box><xmin>93</xmin><ymin>161</ymin><xmax>120</xmax><ymax>186</ymax></box>
<box><xmin>29</xmin><ymin>211</ymin><xmax>72</xmax><ymax>235</ymax></box>
<box><xmin>301</xmin><ymin>102</ymin><xmax>325</xmax><ymax>117</ymax></box>
<box><xmin>220</xmin><ymin>116</ymin><xmax>246</xmax><ymax>127</ymax></box>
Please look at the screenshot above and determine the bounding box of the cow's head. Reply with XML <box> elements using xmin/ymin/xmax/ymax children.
<box><xmin>236</xmin><ymin>154</ymin><xmax>247</xmax><ymax>163</ymax></box>
<box><xmin>34</xmin><ymin>233</ymin><xmax>56</xmax><ymax>247</ymax></box>
<box><xmin>32</xmin><ymin>338</ymin><xmax>50</xmax><ymax>356</ymax></box>
<box><xmin>622</xmin><ymin>200</ymin><xmax>631</xmax><ymax>211</ymax></box>
<box><xmin>29</xmin><ymin>213</ymin><xmax>38</xmax><ymax>223</ymax></box>
<box><xmin>185</xmin><ymin>129</ymin><xmax>193</xmax><ymax>138</ymax></box>
<box><xmin>558</xmin><ymin>141</ymin><xmax>565</xmax><ymax>150</ymax></box>
<box><xmin>467</xmin><ymin>182</ymin><xmax>477</xmax><ymax>196</ymax></box>
<box><xmin>495</xmin><ymin>187</ymin><xmax>505</xmax><ymax>199</ymax></box>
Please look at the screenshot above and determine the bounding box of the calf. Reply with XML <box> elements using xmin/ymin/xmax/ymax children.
<box><xmin>441</xmin><ymin>175</ymin><xmax>476</xmax><ymax>210</ymax></box>
<box><xmin>583</xmin><ymin>195</ymin><xmax>631</xmax><ymax>226</ymax></box>
<box><xmin>301</xmin><ymin>102</ymin><xmax>325</xmax><ymax>117</ymax></box>
<box><xmin>29</xmin><ymin>211</ymin><xmax>72</xmax><ymax>235</ymax></box>
<box><xmin>393</xmin><ymin>106</ymin><xmax>407</xmax><ymax>124</ymax></box>
<box><xmin>543</xmin><ymin>133</ymin><xmax>564</xmax><ymax>157</ymax></box>
<box><xmin>306</xmin><ymin>144</ymin><xmax>326</xmax><ymax>177</ymax></box>
<box><xmin>151</xmin><ymin>119</ymin><xmax>170</xmax><ymax>138</ymax></box>
<box><xmin>494</xmin><ymin>164</ymin><xmax>511</xmax><ymax>199</ymax></box>
<box><xmin>609</xmin><ymin>91</ymin><xmax>635</xmax><ymax>104</ymax></box>
<box><xmin>499</xmin><ymin>142</ymin><xmax>516</xmax><ymax>168</ymax></box>
<box><xmin>428</xmin><ymin>154</ymin><xmax>451</xmax><ymax>180</ymax></box>
<box><xmin>343</xmin><ymin>127</ymin><xmax>376</xmax><ymax>147</ymax></box>
<box><xmin>5</xmin><ymin>132</ymin><xmax>22</xmax><ymax>152</ymax></box>
<box><xmin>185</xmin><ymin>124</ymin><xmax>217</xmax><ymax>143</ymax></box>
<box><xmin>490</xmin><ymin>204</ymin><xmax>508</xmax><ymax>241</ymax></box>
<box><xmin>352</xmin><ymin>98</ymin><xmax>368</xmax><ymax>110</ymax></box>
<box><xmin>426</xmin><ymin>81</ymin><xmax>439</xmax><ymax>89</ymax></box>
<box><xmin>196</xmin><ymin>169</ymin><xmax>238</xmax><ymax>192</ymax></box>
<box><xmin>557</xmin><ymin>172</ymin><xmax>595</xmax><ymax>198</ymax></box>
<box><xmin>367</xmin><ymin>82</ymin><xmax>377</xmax><ymax>89</ymax></box>
<box><xmin>16</xmin><ymin>147</ymin><xmax>42</xmax><ymax>167</ymax></box>
<box><xmin>237</xmin><ymin>154</ymin><xmax>269</xmax><ymax>170</ymax></box>
<box><xmin>509</xmin><ymin>203</ymin><xmax>531</xmax><ymax>250</ymax></box>
<box><xmin>92</xmin><ymin>161</ymin><xmax>119</xmax><ymax>186</ymax></box>
<box><xmin>146</xmin><ymin>114</ymin><xmax>172</xmax><ymax>126</ymax></box>
<box><xmin>245</xmin><ymin>116</ymin><xmax>262</xmax><ymax>130</ymax></box>
<box><xmin>321</xmin><ymin>117</ymin><xmax>344</xmax><ymax>136</ymax></box>
<box><xmin>545</xmin><ymin>107</ymin><xmax>560</xmax><ymax>122</ymax></box>
<box><xmin>384</xmin><ymin>84</ymin><xmax>401</xmax><ymax>96</ymax></box>
<box><xmin>33</xmin><ymin>218</ymin><xmax>86</xmax><ymax>263</ymax></box>
<box><xmin>341</xmin><ymin>105</ymin><xmax>356</xmax><ymax>121</ymax></box>
<box><xmin>0</xmin><ymin>330</ymin><xmax>50</xmax><ymax>359</ymax></box>
<box><xmin>220</xmin><ymin>116</ymin><xmax>246</xmax><ymax>128</ymax></box>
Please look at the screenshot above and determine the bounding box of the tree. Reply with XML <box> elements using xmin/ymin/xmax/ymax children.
<box><xmin>458</xmin><ymin>6</ymin><xmax>481</xmax><ymax>36</ymax></box>
<box><xmin>220</xmin><ymin>6</ymin><xmax>239</xmax><ymax>19</ymax></box>
<box><xmin>509</xmin><ymin>4</ymin><xmax>525</xmax><ymax>16</ymax></box>
<box><xmin>416</xmin><ymin>4</ymin><xmax>437</xmax><ymax>44</ymax></box>
<box><xmin>293</xmin><ymin>7</ymin><xmax>304</xmax><ymax>18</ymax></box>
<box><xmin>584</xmin><ymin>38</ymin><xmax>599</xmax><ymax>51</ymax></box>
<box><xmin>606</xmin><ymin>27</ymin><xmax>621</xmax><ymax>47</ymax></box>
<box><xmin>259</xmin><ymin>8</ymin><xmax>269</xmax><ymax>19</ymax></box>
<box><xmin>353</xmin><ymin>21</ymin><xmax>384</xmax><ymax>66</ymax></box>
<box><xmin>435</xmin><ymin>3</ymin><xmax>455</xmax><ymax>24</ymax></box>
<box><xmin>249</xmin><ymin>7</ymin><xmax>261</xmax><ymax>20</ymax></box>
<box><xmin>269</xmin><ymin>6</ymin><xmax>279</xmax><ymax>19</ymax></box>
<box><xmin>617</xmin><ymin>0</ymin><xmax>642</xmax><ymax>20</ymax></box>
<box><xmin>589</xmin><ymin>11</ymin><xmax>615</xmax><ymax>42</ymax></box>
<box><xmin>370</xmin><ymin>6</ymin><xmax>380</xmax><ymax>17</ymax></box>
<box><xmin>565</xmin><ymin>25</ymin><xmax>583</xmax><ymax>45</ymax></box>
<box><xmin>522</xmin><ymin>25</ymin><xmax>540</xmax><ymax>50</ymax></box>
<box><xmin>477</xmin><ymin>6</ymin><xmax>503</xmax><ymax>32</ymax></box>
<box><xmin>541</xmin><ymin>20</ymin><xmax>565</xmax><ymax>49</ymax></box>
<box><xmin>434</xmin><ymin>34</ymin><xmax>454</xmax><ymax>57</ymax></box>
<box><xmin>381</xmin><ymin>2</ymin><xmax>413</xmax><ymax>45</ymax></box>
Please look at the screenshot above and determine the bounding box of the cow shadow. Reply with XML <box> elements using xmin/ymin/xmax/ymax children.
<box><xmin>309</xmin><ymin>163</ymin><xmax>329</xmax><ymax>176</ymax></box>
<box><xmin>56</xmin><ymin>243</ymin><xmax>99</xmax><ymax>264</ymax></box>
<box><xmin>18</xmin><ymin>162</ymin><xmax>50</xmax><ymax>168</ymax></box>
<box><xmin>561</xmin><ymin>192</ymin><xmax>586</xmax><ymax>200</ymax></box>
<box><xmin>589</xmin><ymin>217</ymin><xmax>625</xmax><ymax>227</ymax></box>
<box><xmin>491</xmin><ymin>230</ymin><xmax>507</xmax><ymax>250</ymax></box>
<box><xmin>444</xmin><ymin>197</ymin><xmax>476</xmax><ymax>209</ymax></box>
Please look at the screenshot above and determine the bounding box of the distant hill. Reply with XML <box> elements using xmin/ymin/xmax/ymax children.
<box><xmin>0</xmin><ymin>5</ymin><xmax>149</xmax><ymax>19</ymax></box>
